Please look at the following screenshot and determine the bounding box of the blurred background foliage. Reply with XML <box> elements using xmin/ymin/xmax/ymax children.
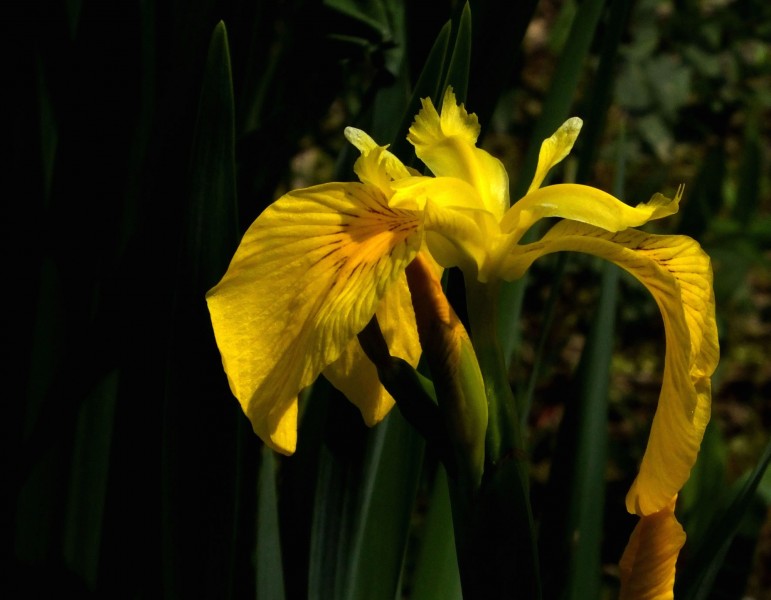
<box><xmin>7</xmin><ymin>0</ymin><xmax>770</xmax><ymax>597</ymax></box>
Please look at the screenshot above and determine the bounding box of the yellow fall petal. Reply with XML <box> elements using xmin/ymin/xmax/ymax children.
<box><xmin>323</xmin><ymin>273</ymin><xmax>422</xmax><ymax>425</ymax></box>
<box><xmin>206</xmin><ymin>182</ymin><xmax>422</xmax><ymax>454</ymax></box>
<box><xmin>527</xmin><ymin>117</ymin><xmax>583</xmax><ymax>193</ymax></box>
<box><xmin>619</xmin><ymin>497</ymin><xmax>685</xmax><ymax>600</ymax></box>
<box><xmin>500</xmin><ymin>183</ymin><xmax>682</xmax><ymax>241</ymax></box>
<box><xmin>407</xmin><ymin>87</ymin><xmax>510</xmax><ymax>220</ymax></box>
<box><xmin>502</xmin><ymin>221</ymin><xmax>719</xmax><ymax>514</ymax></box>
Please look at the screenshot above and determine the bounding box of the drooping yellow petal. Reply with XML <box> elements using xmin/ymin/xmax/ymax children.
<box><xmin>500</xmin><ymin>183</ymin><xmax>682</xmax><ymax>242</ymax></box>
<box><xmin>619</xmin><ymin>497</ymin><xmax>685</xmax><ymax>600</ymax></box>
<box><xmin>407</xmin><ymin>87</ymin><xmax>510</xmax><ymax>220</ymax></box>
<box><xmin>206</xmin><ymin>182</ymin><xmax>422</xmax><ymax>454</ymax></box>
<box><xmin>502</xmin><ymin>222</ymin><xmax>719</xmax><ymax>514</ymax></box>
<box><xmin>323</xmin><ymin>273</ymin><xmax>422</xmax><ymax>425</ymax></box>
<box><xmin>527</xmin><ymin>117</ymin><xmax>583</xmax><ymax>193</ymax></box>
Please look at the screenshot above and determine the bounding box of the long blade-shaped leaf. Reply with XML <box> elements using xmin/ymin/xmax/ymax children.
<box><xmin>409</xmin><ymin>466</ymin><xmax>463</xmax><ymax>600</ymax></box>
<box><xmin>307</xmin><ymin>393</ymin><xmax>425</xmax><ymax>600</ymax></box>
<box><xmin>538</xmin><ymin>262</ymin><xmax>618</xmax><ymax>600</ymax></box>
<box><xmin>162</xmin><ymin>21</ymin><xmax>244</xmax><ymax>598</ymax></box>
<box><xmin>307</xmin><ymin>14</ymin><xmax>457</xmax><ymax>599</ymax></box>
<box><xmin>500</xmin><ymin>0</ymin><xmax>609</xmax><ymax>386</ymax></box>
<box><xmin>257</xmin><ymin>446</ymin><xmax>286</xmax><ymax>600</ymax></box>
<box><xmin>441</xmin><ymin>2</ymin><xmax>472</xmax><ymax>103</ymax></box>
<box><xmin>677</xmin><ymin>438</ymin><xmax>771</xmax><ymax>600</ymax></box>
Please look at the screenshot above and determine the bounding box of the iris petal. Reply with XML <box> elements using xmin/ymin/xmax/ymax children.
<box><xmin>345</xmin><ymin>127</ymin><xmax>415</xmax><ymax>193</ymax></box>
<box><xmin>502</xmin><ymin>221</ymin><xmax>718</xmax><ymax>515</ymax></box>
<box><xmin>501</xmin><ymin>184</ymin><xmax>682</xmax><ymax>241</ymax></box>
<box><xmin>206</xmin><ymin>182</ymin><xmax>422</xmax><ymax>454</ymax></box>
<box><xmin>424</xmin><ymin>201</ymin><xmax>501</xmax><ymax>278</ymax></box>
<box><xmin>619</xmin><ymin>497</ymin><xmax>685</xmax><ymax>600</ymax></box>
<box><xmin>408</xmin><ymin>87</ymin><xmax>510</xmax><ymax>219</ymax></box>
<box><xmin>323</xmin><ymin>273</ymin><xmax>422</xmax><ymax>425</ymax></box>
<box><xmin>527</xmin><ymin>117</ymin><xmax>583</xmax><ymax>193</ymax></box>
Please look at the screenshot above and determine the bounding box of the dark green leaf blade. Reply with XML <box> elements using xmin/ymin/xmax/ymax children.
<box><xmin>677</xmin><ymin>438</ymin><xmax>771</xmax><ymax>600</ymax></box>
<box><xmin>410</xmin><ymin>467</ymin><xmax>463</xmax><ymax>600</ymax></box>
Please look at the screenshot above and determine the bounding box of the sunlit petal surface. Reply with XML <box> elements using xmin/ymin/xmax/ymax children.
<box><xmin>323</xmin><ymin>274</ymin><xmax>421</xmax><ymax>425</ymax></box>
<box><xmin>345</xmin><ymin>128</ymin><xmax>415</xmax><ymax>193</ymax></box>
<box><xmin>408</xmin><ymin>87</ymin><xmax>509</xmax><ymax>219</ymax></box>
<box><xmin>619</xmin><ymin>497</ymin><xmax>685</xmax><ymax>600</ymax></box>
<box><xmin>502</xmin><ymin>221</ymin><xmax>718</xmax><ymax>514</ymax></box>
<box><xmin>501</xmin><ymin>184</ymin><xmax>681</xmax><ymax>241</ymax></box>
<box><xmin>527</xmin><ymin>117</ymin><xmax>583</xmax><ymax>193</ymax></box>
<box><xmin>206</xmin><ymin>182</ymin><xmax>422</xmax><ymax>454</ymax></box>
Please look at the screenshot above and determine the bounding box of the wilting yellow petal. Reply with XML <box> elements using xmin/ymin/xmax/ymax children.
<box><xmin>323</xmin><ymin>273</ymin><xmax>422</xmax><ymax>425</ymax></box>
<box><xmin>500</xmin><ymin>184</ymin><xmax>682</xmax><ymax>242</ymax></box>
<box><xmin>619</xmin><ymin>497</ymin><xmax>685</xmax><ymax>600</ymax></box>
<box><xmin>206</xmin><ymin>182</ymin><xmax>422</xmax><ymax>454</ymax></box>
<box><xmin>407</xmin><ymin>87</ymin><xmax>510</xmax><ymax>220</ymax></box>
<box><xmin>502</xmin><ymin>222</ymin><xmax>718</xmax><ymax>514</ymax></box>
<box><xmin>528</xmin><ymin>117</ymin><xmax>583</xmax><ymax>193</ymax></box>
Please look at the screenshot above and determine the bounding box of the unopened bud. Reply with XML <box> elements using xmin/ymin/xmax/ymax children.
<box><xmin>406</xmin><ymin>254</ymin><xmax>487</xmax><ymax>489</ymax></box>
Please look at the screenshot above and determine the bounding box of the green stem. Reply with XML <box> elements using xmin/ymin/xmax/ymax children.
<box><xmin>465</xmin><ymin>279</ymin><xmax>521</xmax><ymax>461</ymax></box>
<box><xmin>462</xmin><ymin>278</ymin><xmax>541</xmax><ymax>599</ymax></box>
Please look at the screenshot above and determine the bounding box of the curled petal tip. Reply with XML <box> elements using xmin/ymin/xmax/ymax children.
<box><xmin>562</xmin><ymin>116</ymin><xmax>583</xmax><ymax>133</ymax></box>
<box><xmin>345</xmin><ymin>126</ymin><xmax>378</xmax><ymax>153</ymax></box>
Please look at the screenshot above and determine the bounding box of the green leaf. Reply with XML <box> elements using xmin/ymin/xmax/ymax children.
<box><xmin>162</xmin><ymin>20</ymin><xmax>242</xmax><ymax>598</ymax></box>
<box><xmin>464</xmin><ymin>279</ymin><xmax>540</xmax><ymax>598</ymax></box>
<box><xmin>388</xmin><ymin>20</ymin><xmax>452</xmax><ymax>160</ymax></box>
<box><xmin>735</xmin><ymin>112</ymin><xmax>762</xmax><ymax>225</ymax></box>
<box><xmin>305</xmin><ymin>17</ymin><xmax>461</xmax><ymax>597</ymax></box>
<box><xmin>679</xmin><ymin>420</ymin><xmax>728</xmax><ymax>550</ymax></box>
<box><xmin>323</xmin><ymin>0</ymin><xmax>393</xmax><ymax>40</ymax></box>
<box><xmin>537</xmin><ymin>120</ymin><xmax>628</xmax><ymax>599</ymax></box>
<box><xmin>308</xmin><ymin>400</ymin><xmax>425</xmax><ymax>600</ymax></box>
<box><xmin>345</xmin><ymin>414</ymin><xmax>425</xmax><ymax>600</ymax></box>
<box><xmin>677</xmin><ymin>437</ymin><xmax>771</xmax><ymax>600</ymax></box>
<box><xmin>186</xmin><ymin>20</ymin><xmax>239</xmax><ymax>289</ymax></box>
<box><xmin>500</xmin><ymin>0</ymin><xmax>609</xmax><ymax>391</ymax></box>
<box><xmin>324</xmin><ymin>0</ymin><xmax>406</xmax><ymax>77</ymax></box>
<box><xmin>679</xmin><ymin>144</ymin><xmax>725</xmax><ymax>238</ymax></box>
<box><xmin>257</xmin><ymin>447</ymin><xmax>286</xmax><ymax>600</ymax></box>
<box><xmin>511</xmin><ymin>0</ymin><xmax>608</xmax><ymax>198</ymax></box>
<box><xmin>409</xmin><ymin>467</ymin><xmax>463</xmax><ymax>600</ymax></box>
<box><xmin>469</xmin><ymin>0</ymin><xmax>539</xmax><ymax>130</ymax></box>
<box><xmin>538</xmin><ymin>262</ymin><xmax>618</xmax><ymax>600</ymax></box>
<box><xmin>441</xmin><ymin>2</ymin><xmax>472</xmax><ymax>103</ymax></box>
<box><xmin>61</xmin><ymin>370</ymin><xmax>119</xmax><ymax>589</ymax></box>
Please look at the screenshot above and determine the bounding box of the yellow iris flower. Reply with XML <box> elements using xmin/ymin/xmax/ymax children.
<box><xmin>207</xmin><ymin>87</ymin><xmax>718</xmax><ymax>594</ymax></box>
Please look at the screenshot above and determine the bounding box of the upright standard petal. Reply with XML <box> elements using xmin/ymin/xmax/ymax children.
<box><xmin>407</xmin><ymin>87</ymin><xmax>510</xmax><ymax>219</ymax></box>
<box><xmin>345</xmin><ymin>127</ymin><xmax>417</xmax><ymax>193</ymax></box>
<box><xmin>527</xmin><ymin>117</ymin><xmax>583</xmax><ymax>193</ymax></box>
<box><xmin>502</xmin><ymin>221</ymin><xmax>719</xmax><ymax>515</ymax></box>
<box><xmin>619</xmin><ymin>497</ymin><xmax>685</xmax><ymax>600</ymax></box>
<box><xmin>206</xmin><ymin>182</ymin><xmax>422</xmax><ymax>454</ymax></box>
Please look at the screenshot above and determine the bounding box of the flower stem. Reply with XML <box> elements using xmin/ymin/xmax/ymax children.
<box><xmin>464</xmin><ymin>279</ymin><xmax>522</xmax><ymax>460</ymax></box>
<box><xmin>462</xmin><ymin>277</ymin><xmax>542</xmax><ymax>599</ymax></box>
